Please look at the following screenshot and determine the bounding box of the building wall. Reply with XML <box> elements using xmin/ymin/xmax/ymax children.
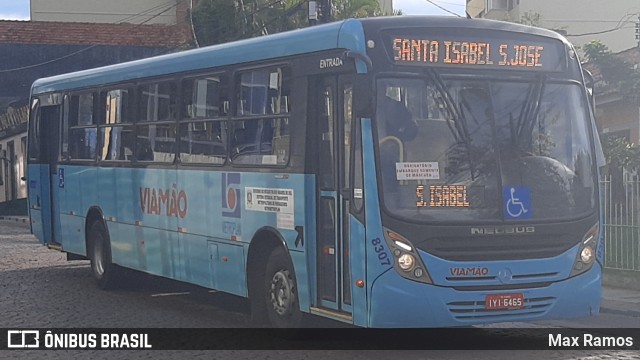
<box><xmin>466</xmin><ymin>0</ymin><xmax>485</xmax><ymax>18</ymax></box>
<box><xmin>31</xmin><ymin>0</ymin><xmax>180</xmax><ymax>25</ymax></box>
<box><xmin>598</xmin><ymin>102</ymin><xmax>640</xmax><ymax>144</ymax></box>
<box><xmin>379</xmin><ymin>0</ymin><xmax>393</xmax><ymax>15</ymax></box>
<box><xmin>0</xmin><ymin>131</ymin><xmax>27</xmax><ymax>205</ymax></box>
<box><xmin>468</xmin><ymin>0</ymin><xmax>639</xmax><ymax>53</ymax></box>
<box><xmin>0</xmin><ymin>42</ymin><xmax>178</xmax><ymax>212</ymax></box>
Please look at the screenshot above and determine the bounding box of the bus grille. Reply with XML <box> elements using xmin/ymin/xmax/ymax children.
<box><xmin>446</xmin><ymin>296</ymin><xmax>556</xmax><ymax>321</ymax></box>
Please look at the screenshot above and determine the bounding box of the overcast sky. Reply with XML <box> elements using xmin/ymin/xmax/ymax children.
<box><xmin>0</xmin><ymin>0</ymin><xmax>466</xmax><ymax>20</ymax></box>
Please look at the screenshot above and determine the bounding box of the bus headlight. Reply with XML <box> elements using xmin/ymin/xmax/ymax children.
<box><xmin>580</xmin><ymin>246</ymin><xmax>594</xmax><ymax>263</ymax></box>
<box><xmin>398</xmin><ymin>254</ymin><xmax>415</xmax><ymax>271</ymax></box>
<box><xmin>570</xmin><ymin>223</ymin><xmax>600</xmax><ymax>277</ymax></box>
<box><xmin>383</xmin><ymin>228</ymin><xmax>432</xmax><ymax>284</ymax></box>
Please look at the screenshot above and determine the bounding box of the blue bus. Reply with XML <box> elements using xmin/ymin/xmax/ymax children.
<box><xmin>27</xmin><ymin>16</ymin><xmax>604</xmax><ymax>328</ymax></box>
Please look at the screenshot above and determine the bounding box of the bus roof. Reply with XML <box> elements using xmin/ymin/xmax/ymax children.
<box><xmin>31</xmin><ymin>18</ymin><xmax>366</xmax><ymax>95</ymax></box>
<box><xmin>358</xmin><ymin>15</ymin><xmax>569</xmax><ymax>41</ymax></box>
<box><xmin>31</xmin><ymin>16</ymin><xmax>570</xmax><ymax>95</ymax></box>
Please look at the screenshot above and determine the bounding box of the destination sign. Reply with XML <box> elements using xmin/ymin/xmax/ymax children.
<box><xmin>386</xmin><ymin>31</ymin><xmax>565</xmax><ymax>72</ymax></box>
<box><xmin>416</xmin><ymin>185</ymin><xmax>470</xmax><ymax>208</ymax></box>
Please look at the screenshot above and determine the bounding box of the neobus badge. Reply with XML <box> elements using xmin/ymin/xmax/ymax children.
<box><xmin>470</xmin><ymin>226</ymin><xmax>535</xmax><ymax>235</ymax></box>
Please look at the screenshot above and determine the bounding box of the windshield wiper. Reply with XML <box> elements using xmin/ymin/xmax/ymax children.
<box><xmin>426</xmin><ymin>69</ymin><xmax>477</xmax><ymax>180</ymax></box>
<box><xmin>426</xmin><ymin>70</ymin><xmax>467</xmax><ymax>142</ymax></box>
<box><xmin>516</xmin><ymin>75</ymin><xmax>546</xmax><ymax>149</ymax></box>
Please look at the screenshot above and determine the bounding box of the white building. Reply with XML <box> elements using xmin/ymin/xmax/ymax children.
<box><xmin>0</xmin><ymin>107</ymin><xmax>27</xmax><ymax>210</ymax></box>
<box><xmin>30</xmin><ymin>0</ymin><xmax>185</xmax><ymax>25</ymax></box>
<box><xmin>466</xmin><ymin>0</ymin><xmax>640</xmax><ymax>53</ymax></box>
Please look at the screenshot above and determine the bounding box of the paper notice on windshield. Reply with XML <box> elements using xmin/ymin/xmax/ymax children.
<box><xmin>395</xmin><ymin>162</ymin><xmax>440</xmax><ymax>180</ymax></box>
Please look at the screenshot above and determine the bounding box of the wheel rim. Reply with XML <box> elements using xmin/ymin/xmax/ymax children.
<box><xmin>270</xmin><ymin>269</ymin><xmax>294</xmax><ymax>316</ymax></box>
<box><xmin>93</xmin><ymin>234</ymin><xmax>105</xmax><ymax>277</ymax></box>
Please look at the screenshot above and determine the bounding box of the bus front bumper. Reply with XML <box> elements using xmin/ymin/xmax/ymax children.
<box><xmin>368</xmin><ymin>263</ymin><xmax>601</xmax><ymax>328</ymax></box>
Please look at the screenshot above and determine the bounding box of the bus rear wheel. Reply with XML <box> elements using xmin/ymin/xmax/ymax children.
<box><xmin>264</xmin><ymin>247</ymin><xmax>302</xmax><ymax>328</ymax></box>
<box><xmin>88</xmin><ymin>221</ymin><xmax>120</xmax><ymax>290</ymax></box>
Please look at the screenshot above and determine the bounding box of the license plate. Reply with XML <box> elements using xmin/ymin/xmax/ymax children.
<box><xmin>485</xmin><ymin>293</ymin><xmax>525</xmax><ymax>310</ymax></box>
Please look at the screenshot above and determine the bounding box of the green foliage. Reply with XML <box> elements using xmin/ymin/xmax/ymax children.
<box><xmin>601</xmin><ymin>134</ymin><xmax>640</xmax><ymax>173</ymax></box>
<box><xmin>191</xmin><ymin>0</ymin><xmax>392</xmax><ymax>47</ymax></box>
<box><xmin>582</xmin><ymin>40</ymin><xmax>640</xmax><ymax>175</ymax></box>
<box><xmin>581</xmin><ymin>40</ymin><xmax>609</xmax><ymax>63</ymax></box>
<box><xmin>332</xmin><ymin>0</ymin><xmax>383</xmax><ymax>20</ymax></box>
<box><xmin>518</xmin><ymin>10</ymin><xmax>541</xmax><ymax>27</ymax></box>
<box><xmin>191</xmin><ymin>0</ymin><xmax>242</xmax><ymax>46</ymax></box>
<box><xmin>582</xmin><ymin>40</ymin><xmax>639</xmax><ymax>94</ymax></box>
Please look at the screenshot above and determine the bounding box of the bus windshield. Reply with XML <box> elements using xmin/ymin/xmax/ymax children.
<box><xmin>376</xmin><ymin>74</ymin><xmax>597</xmax><ymax>223</ymax></box>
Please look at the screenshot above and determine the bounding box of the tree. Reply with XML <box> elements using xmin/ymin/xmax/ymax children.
<box><xmin>332</xmin><ymin>0</ymin><xmax>386</xmax><ymax>20</ymax></box>
<box><xmin>191</xmin><ymin>0</ymin><xmax>395</xmax><ymax>47</ymax></box>
<box><xmin>600</xmin><ymin>133</ymin><xmax>640</xmax><ymax>206</ymax></box>
<box><xmin>191</xmin><ymin>0</ymin><xmax>243</xmax><ymax>46</ymax></box>
<box><xmin>583</xmin><ymin>40</ymin><xmax>640</xmax><ymax>204</ymax></box>
<box><xmin>582</xmin><ymin>40</ymin><xmax>640</xmax><ymax>94</ymax></box>
<box><xmin>601</xmin><ymin>134</ymin><xmax>640</xmax><ymax>173</ymax></box>
<box><xmin>517</xmin><ymin>10</ymin><xmax>541</xmax><ymax>26</ymax></box>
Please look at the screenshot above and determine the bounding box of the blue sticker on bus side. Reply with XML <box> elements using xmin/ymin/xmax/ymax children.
<box><xmin>222</xmin><ymin>173</ymin><xmax>241</xmax><ymax>218</ymax></box>
<box><xmin>58</xmin><ymin>168</ymin><xmax>65</xmax><ymax>188</ymax></box>
<box><xmin>503</xmin><ymin>186</ymin><xmax>531</xmax><ymax>220</ymax></box>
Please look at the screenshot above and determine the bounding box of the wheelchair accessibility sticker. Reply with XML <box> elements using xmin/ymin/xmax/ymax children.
<box><xmin>503</xmin><ymin>186</ymin><xmax>531</xmax><ymax>220</ymax></box>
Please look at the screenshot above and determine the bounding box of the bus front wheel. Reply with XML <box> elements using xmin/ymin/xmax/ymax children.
<box><xmin>88</xmin><ymin>221</ymin><xmax>120</xmax><ymax>290</ymax></box>
<box><xmin>264</xmin><ymin>247</ymin><xmax>302</xmax><ymax>328</ymax></box>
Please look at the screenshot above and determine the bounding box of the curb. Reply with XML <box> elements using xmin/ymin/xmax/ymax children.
<box><xmin>600</xmin><ymin>306</ymin><xmax>640</xmax><ymax>318</ymax></box>
<box><xmin>603</xmin><ymin>270</ymin><xmax>640</xmax><ymax>292</ymax></box>
<box><xmin>0</xmin><ymin>216</ymin><xmax>29</xmax><ymax>224</ymax></box>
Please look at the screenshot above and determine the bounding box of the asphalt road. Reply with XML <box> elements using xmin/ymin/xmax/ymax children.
<box><xmin>0</xmin><ymin>220</ymin><xmax>638</xmax><ymax>360</ymax></box>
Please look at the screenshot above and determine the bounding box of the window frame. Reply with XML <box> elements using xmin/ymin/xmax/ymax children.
<box><xmin>178</xmin><ymin>72</ymin><xmax>230</xmax><ymax>166</ymax></box>
<box><xmin>230</xmin><ymin>64</ymin><xmax>292</xmax><ymax>168</ymax></box>
<box><xmin>65</xmin><ymin>91</ymin><xmax>100</xmax><ymax>163</ymax></box>
<box><xmin>133</xmin><ymin>79</ymin><xmax>179</xmax><ymax>164</ymax></box>
<box><xmin>99</xmin><ymin>86</ymin><xmax>136</xmax><ymax>162</ymax></box>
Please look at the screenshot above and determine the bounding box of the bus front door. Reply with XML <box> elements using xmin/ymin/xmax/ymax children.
<box><xmin>27</xmin><ymin>99</ymin><xmax>62</xmax><ymax>246</ymax></box>
<box><xmin>315</xmin><ymin>76</ymin><xmax>354</xmax><ymax>320</ymax></box>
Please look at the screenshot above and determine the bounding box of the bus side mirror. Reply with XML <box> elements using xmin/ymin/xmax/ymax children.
<box><xmin>354</xmin><ymin>74</ymin><xmax>373</xmax><ymax>118</ymax></box>
<box><xmin>582</xmin><ymin>68</ymin><xmax>596</xmax><ymax>113</ymax></box>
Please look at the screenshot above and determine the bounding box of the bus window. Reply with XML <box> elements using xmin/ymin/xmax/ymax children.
<box><xmin>139</xmin><ymin>82</ymin><xmax>177</xmax><ymax>122</ymax></box>
<box><xmin>68</xmin><ymin>93</ymin><xmax>98</xmax><ymax>161</ymax></box>
<box><xmin>101</xmin><ymin>89</ymin><xmax>134</xmax><ymax>161</ymax></box>
<box><xmin>28</xmin><ymin>98</ymin><xmax>40</xmax><ymax>162</ymax></box>
<box><xmin>231</xmin><ymin>67</ymin><xmax>291</xmax><ymax>166</ymax></box>
<box><xmin>179</xmin><ymin>75</ymin><xmax>228</xmax><ymax>164</ymax></box>
<box><xmin>136</xmin><ymin>82</ymin><xmax>177</xmax><ymax>163</ymax></box>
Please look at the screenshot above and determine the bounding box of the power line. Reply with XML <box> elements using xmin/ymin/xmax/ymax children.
<box><xmin>565</xmin><ymin>13</ymin><xmax>638</xmax><ymax>37</ymax></box>
<box><xmin>0</xmin><ymin>0</ymin><xmax>187</xmax><ymax>73</ymax></box>
<box><xmin>567</xmin><ymin>24</ymin><xmax>637</xmax><ymax>37</ymax></box>
<box><xmin>429</xmin><ymin>0</ymin><xmax>467</xmax><ymax>8</ymax></box>
<box><xmin>424</xmin><ymin>0</ymin><xmax>462</xmax><ymax>17</ymax></box>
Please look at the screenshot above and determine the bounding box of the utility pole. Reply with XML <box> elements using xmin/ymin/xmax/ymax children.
<box><xmin>308</xmin><ymin>1</ymin><xmax>318</xmax><ymax>26</ymax></box>
<box><xmin>636</xmin><ymin>14</ymin><xmax>640</xmax><ymax>47</ymax></box>
<box><xmin>319</xmin><ymin>0</ymin><xmax>331</xmax><ymax>23</ymax></box>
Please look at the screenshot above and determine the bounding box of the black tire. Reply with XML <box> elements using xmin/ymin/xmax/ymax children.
<box><xmin>264</xmin><ymin>247</ymin><xmax>303</xmax><ymax>328</ymax></box>
<box><xmin>88</xmin><ymin>221</ymin><xmax>120</xmax><ymax>290</ymax></box>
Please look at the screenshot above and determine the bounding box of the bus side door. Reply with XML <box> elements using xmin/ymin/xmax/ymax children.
<box><xmin>314</xmin><ymin>75</ymin><xmax>360</xmax><ymax>320</ymax></box>
<box><xmin>27</xmin><ymin>97</ymin><xmax>62</xmax><ymax>245</ymax></box>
